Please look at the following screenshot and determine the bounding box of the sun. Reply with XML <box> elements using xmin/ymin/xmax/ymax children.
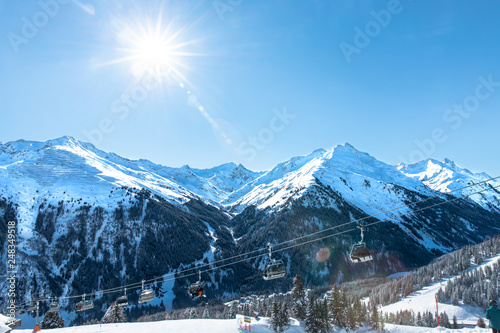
<box><xmin>107</xmin><ymin>9</ymin><xmax>198</xmax><ymax>85</ymax></box>
<box><xmin>136</xmin><ymin>37</ymin><xmax>171</xmax><ymax>67</ymax></box>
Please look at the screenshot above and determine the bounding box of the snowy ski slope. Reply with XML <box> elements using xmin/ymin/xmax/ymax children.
<box><xmin>381</xmin><ymin>253</ymin><xmax>500</xmax><ymax>332</ymax></box>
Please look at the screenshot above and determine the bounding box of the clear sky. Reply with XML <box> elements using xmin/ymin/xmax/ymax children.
<box><xmin>0</xmin><ymin>0</ymin><xmax>499</xmax><ymax>175</ymax></box>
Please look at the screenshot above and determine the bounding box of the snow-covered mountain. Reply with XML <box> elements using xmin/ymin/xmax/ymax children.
<box><xmin>0</xmin><ymin>137</ymin><xmax>499</xmax><ymax>321</ymax></box>
<box><xmin>224</xmin><ymin>143</ymin><xmax>435</xmax><ymax>216</ymax></box>
<box><xmin>227</xmin><ymin>144</ymin><xmax>500</xmax><ymax>287</ymax></box>
<box><xmin>138</xmin><ymin>161</ymin><xmax>263</xmax><ymax>203</ymax></box>
<box><xmin>0</xmin><ymin>136</ymin><xmax>261</xmax><ymax>207</ymax></box>
<box><xmin>398</xmin><ymin>158</ymin><xmax>500</xmax><ymax>212</ymax></box>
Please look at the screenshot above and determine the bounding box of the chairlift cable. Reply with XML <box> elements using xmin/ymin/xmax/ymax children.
<box><xmin>104</xmin><ymin>183</ymin><xmax>500</xmax><ymax>287</ymax></box>
<box><xmin>21</xmin><ymin>178</ymin><xmax>500</xmax><ymax>306</ymax></box>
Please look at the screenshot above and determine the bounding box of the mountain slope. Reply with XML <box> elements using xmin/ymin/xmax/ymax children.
<box><xmin>0</xmin><ymin>137</ymin><xmax>243</xmax><ymax>321</ymax></box>
<box><xmin>0</xmin><ymin>137</ymin><xmax>499</xmax><ymax>322</ymax></box>
<box><xmin>229</xmin><ymin>144</ymin><xmax>500</xmax><ymax>288</ymax></box>
<box><xmin>398</xmin><ymin>158</ymin><xmax>500</xmax><ymax>212</ymax></box>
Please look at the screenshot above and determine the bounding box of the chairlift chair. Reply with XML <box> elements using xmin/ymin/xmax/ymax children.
<box><xmin>75</xmin><ymin>294</ymin><xmax>94</xmax><ymax>312</ymax></box>
<box><xmin>262</xmin><ymin>243</ymin><xmax>286</xmax><ymax>280</ymax></box>
<box><xmin>188</xmin><ymin>271</ymin><xmax>206</xmax><ymax>299</ymax></box>
<box><xmin>116</xmin><ymin>288</ymin><xmax>129</xmax><ymax>307</ymax></box>
<box><xmin>349</xmin><ymin>226</ymin><xmax>373</xmax><ymax>263</ymax></box>
<box><xmin>26</xmin><ymin>302</ymin><xmax>37</xmax><ymax>313</ymax></box>
<box><xmin>48</xmin><ymin>297</ymin><xmax>60</xmax><ymax>312</ymax></box>
<box><xmin>138</xmin><ymin>280</ymin><xmax>155</xmax><ymax>304</ymax></box>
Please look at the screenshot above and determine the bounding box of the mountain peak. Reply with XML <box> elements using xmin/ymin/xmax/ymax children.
<box><xmin>311</xmin><ymin>148</ymin><xmax>326</xmax><ymax>155</ymax></box>
<box><xmin>322</xmin><ymin>142</ymin><xmax>365</xmax><ymax>161</ymax></box>
<box><xmin>1</xmin><ymin>136</ymin><xmax>97</xmax><ymax>153</ymax></box>
<box><xmin>342</xmin><ymin>142</ymin><xmax>355</xmax><ymax>149</ymax></box>
<box><xmin>442</xmin><ymin>158</ymin><xmax>457</xmax><ymax>168</ymax></box>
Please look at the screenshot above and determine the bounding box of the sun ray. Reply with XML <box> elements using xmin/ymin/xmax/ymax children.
<box><xmin>96</xmin><ymin>4</ymin><xmax>235</xmax><ymax>147</ymax></box>
<box><xmin>102</xmin><ymin>7</ymin><xmax>203</xmax><ymax>87</ymax></box>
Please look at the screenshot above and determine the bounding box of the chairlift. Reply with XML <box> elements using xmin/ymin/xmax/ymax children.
<box><xmin>263</xmin><ymin>243</ymin><xmax>286</xmax><ymax>280</ymax></box>
<box><xmin>349</xmin><ymin>225</ymin><xmax>373</xmax><ymax>263</ymax></box>
<box><xmin>188</xmin><ymin>271</ymin><xmax>206</xmax><ymax>299</ymax></box>
<box><xmin>26</xmin><ymin>301</ymin><xmax>37</xmax><ymax>313</ymax></box>
<box><xmin>75</xmin><ymin>294</ymin><xmax>94</xmax><ymax>312</ymax></box>
<box><xmin>138</xmin><ymin>280</ymin><xmax>155</xmax><ymax>304</ymax></box>
<box><xmin>48</xmin><ymin>297</ymin><xmax>60</xmax><ymax>312</ymax></box>
<box><xmin>116</xmin><ymin>288</ymin><xmax>129</xmax><ymax>307</ymax></box>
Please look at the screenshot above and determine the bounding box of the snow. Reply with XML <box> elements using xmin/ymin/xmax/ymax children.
<box><xmin>6</xmin><ymin>316</ymin><xmax>492</xmax><ymax>333</ymax></box>
<box><xmin>387</xmin><ymin>272</ymin><xmax>410</xmax><ymax>279</ymax></box>
<box><xmin>0</xmin><ymin>314</ymin><xmax>11</xmax><ymax>333</ymax></box>
<box><xmin>384</xmin><ymin>324</ymin><xmax>489</xmax><ymax>332</ymax></box>
<box><xmin>382</xmin><ymin>253</ymin><xmax>500</xmax><ymax>324</ymax></box>
<box><xmin>0</xmin><ymin>136</ymin><xmax>259</xmax><ymax>212</ymax></box>
<box><xmin>2</xmin><ymin>137</ymin><xmax>496</xmax><ymax>226</ymax></box>
<box><xmin>2</xmin><ymin>137</ymin><xmax>500</xmax><ymax>333</ymax></box>
<box><xmin>398</xmin><ymin>158</ymin><xmax>500</xmax><ymax>212</ymax></box>
<box><xmin>224</xmin><ymin>142</ymin><xmax>435</xmax><ymax>226</ymax></box>
<box><xmin>10</xmin><ymin>315</ymin><xmax>303</xmax><ymax>333</ymax></box>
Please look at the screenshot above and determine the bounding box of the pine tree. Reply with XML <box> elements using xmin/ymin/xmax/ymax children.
<box><xmin>352</xmin><ymin>297</ymin><xmax>364</xmax><ymax>325</ymax></box>
<box><xmin>291</xmin><ymin>274</ymin><xmax>307</xmax><ymax>321</ymax></box>
<box><xmin>416</xmin><ymin>312</ymin><xmax>423</xmax><ymax>326</ymax></box>
<box><xmin>188</xmin><ymin>308</ymin><xmax>198</xmax><ymax>319</ymax></box>
<box><xmin>41</xmin><ymin>310</ymin><xmax>65</xmax><ymax>329</ymax></box>
<box><xmin>339</xmin><ymin>290</ymin><xmax>349</xmax><ymax>327</ymax></box>
<box><xmin>222</xmin><ymin>306</ymin><xmax>230</xmax><ymax>319</ymax></box>
<box><xmin>329</xmin><ymin>284</ymin><xmax>343</xmax><ymax>328</ymax></box>
<box><xmin>370</xmin><ymin>303</ymin><xmax>379</xmax><ymax>330</ymax></box>
<box><xmin>101</xmin><ymin>302</ymin><xmax>127</xmax><ymax>323</ymax></box>
<box><xmin>452</xmin><ymin>315</ymin><xmax>459</xmax><ymax>329</ymax></box>
<box><xmin>305</xmin><ymin>294</ymin><xmax>319</xmax><ymax>333</ymax></box>
<box><xmin>202</xmin><ymin>308</ymin><xmax>211</xmax><ymax>319</ymax></box>
<box><xmin>425</xmin><ymin>311</ymin><xmax>435</xmax><ymax>327</ymax></box>
<box><xmin>379</xmin><ymin>310</ymin><xmax>385</xmax><ymax>331</ymax></box>
<box><xmin>318</xmin><ymin>298</ymin><xmax>332</xmax><ymax>333</ymax></box>
<box><xmin>229</xmin><ymin>301</ymin><xmax>238</xmax><ymax>318</ymax></box>
<box><xmin>346</xmin><ymin>303</ymin><xmax>357</xmax><ymax>331</ymax></box>
<box><xmin>215</xmin><ymin>311</ymin><xmax>222</xmax><ymax>319</ymax></box>
<box><xmin>279</xmin><ymin>302</ymin><xmax>291</xmax><ymax>332</ymax></box>
<box><xmin>439</xmin><ymin>312</ymin><xmax>450</xmax><ymax>328</ymax></box>
<box><xmin>270</xmin><ymin>300</ymin><xmax>283</xmax><ymax>333</ymax></box>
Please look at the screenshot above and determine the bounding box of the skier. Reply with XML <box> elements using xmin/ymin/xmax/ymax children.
<box><xmin>486</xmin><ymin>300</ymin><xmax>500</xmax><ymax>333</ymax></box>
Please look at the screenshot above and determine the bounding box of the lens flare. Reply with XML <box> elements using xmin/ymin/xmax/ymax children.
<box><xmin>315</xmin><ymin>247</ymin><xmax>331</xmax><ymax>263</ymax></box>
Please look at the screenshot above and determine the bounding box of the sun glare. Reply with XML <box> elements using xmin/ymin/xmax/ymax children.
<box><xmin>137</xmin><ymin>38</ymin><xmax>170</xmax><ymax>65</ymax></box>
<box><xmin>129</xmin><ymin>33</ymin><xmax>177</xmax><ymax>77</ymax></box>
<box><xmin>107</xmin><ymin>9</ymin><xmax>198</xmax><ymax>86</ymax></box>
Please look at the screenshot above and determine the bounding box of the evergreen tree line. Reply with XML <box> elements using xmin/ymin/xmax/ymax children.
<box><xmin>436</xmin><ymin>257</ymin><xmax>500</xmax><ymax>308</ymax></box>
<box><xmin>135</xmin><ymin>274</ymin><xmax>376</xmax><ymax>333</ymax></box>
<box><xmin>369</xmin><ymin>235</ymin><xmax>500</xmax><ymax>306</ymax></box>
<box><xmin>383</xmin><ymin>309</ymin><xmax>460</xmax><ymax>329</ymax></box>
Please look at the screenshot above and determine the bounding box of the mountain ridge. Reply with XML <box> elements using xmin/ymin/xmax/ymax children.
<box><xmin>1</xmin><ymin>136</ymin><xmax>499</xmax><ymax>318</ymax></box>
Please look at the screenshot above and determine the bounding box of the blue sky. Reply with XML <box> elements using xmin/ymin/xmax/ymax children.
<box><xmin>0</xmin><ymin>0</ymin><xmax>499</xmax><ymax>175</ymax></box>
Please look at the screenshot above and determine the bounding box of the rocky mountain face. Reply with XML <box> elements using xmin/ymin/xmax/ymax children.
<box><xmin>0</xmin><ymin>137</ymin><xmax>499</xmax><ymax>320</ymax></box>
